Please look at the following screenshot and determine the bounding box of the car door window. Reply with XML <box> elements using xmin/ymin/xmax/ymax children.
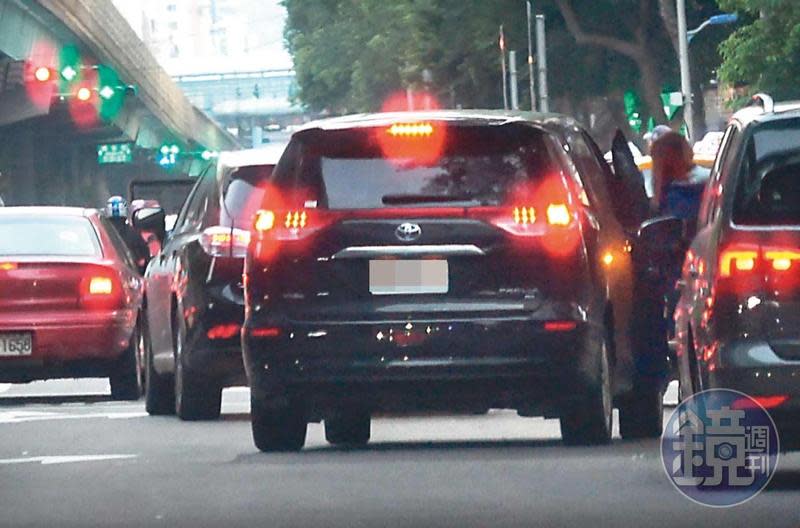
<box><xmin>699</xmin><ymin>125</ymin><xmax>738</xmax><ymax>227</ymax></box>
<box><xmin>564</xmin><ymin>129</ymin><xmax>614</xmax><ymax>221</ymax></box>
<box><xmin>173</xmin><ymin>169</ymin><xmax>214</xmax><ymax>235</ymax></box>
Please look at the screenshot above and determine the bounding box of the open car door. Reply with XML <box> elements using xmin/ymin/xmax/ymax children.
<box><xmin>128</xmin><ymin>178</ymin><xmax>196</xmax><ymax>231</ymax></box>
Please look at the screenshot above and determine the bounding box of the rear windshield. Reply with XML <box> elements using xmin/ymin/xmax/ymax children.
<box><xmin>733</xmin><ymin>120</ymin><xmax>800</xmax><ymax>225</ymax></box>
<box><xmin>221</xmin><ymin>164</ymin><xmax>274</xmax><ymax>227</ymax></box>
<box><xmin>273</xmin><ymin>124</ymin><xmax>560</xmax><ymax>209</ymax></box>
<box><xmin>0</xmin><ymin>216</ymin><xmax>101</xmax><ymax>257</ymax></box>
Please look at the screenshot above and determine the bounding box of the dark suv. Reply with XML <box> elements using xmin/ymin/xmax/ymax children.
<box><xmin>140</xmin><ymin>146</ymin><xmax>285</xmax><ymax>420</ymax></box>
<box><xmin>675</xmin><ymin>96</ymin><xmax>800</xmax><ymax>442</ymax></box>
<box><xmin>243</xmin><ymin>111</ymin><xmax>674</xmax><ymax>451</ymax></box>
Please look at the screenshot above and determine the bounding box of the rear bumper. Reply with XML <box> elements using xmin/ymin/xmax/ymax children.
<box><xmin>0</xmin><ymin>309</ymin><xmax>136</xmax><ymax>382</ymax></box>
<box><xmin>707</xmin><ymin>339</ymin><xmax>800</xmax><ymax>432</ymax></box>
<box><xmin>243</xmin><ymin>316</ymin><xmax>602</xmax><ymax>417</ymax></box>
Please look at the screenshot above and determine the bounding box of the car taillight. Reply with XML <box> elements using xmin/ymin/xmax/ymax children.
<box><xmin>207</xmin><ymin>323</ymin><xmax>241</xmax><ymax>340</ymax></box>
<box><xmin>79</xmin><ymin>274</ymin><xmax>122</xmax><ymax>309</ymax></box>
<box><xmin>200</xmin><ymin>226</ymin><xmax>251</xmax><ymax>258</ymax></box>
<box><xmin>764</xmin><ymin>249</ymin><xmax>800</xmax><ymax>272</ymax></box>
<box><xmin>0</xmin><ymin>262</ymin><xmax>18</xmax><ymax>271</ymax></box>
<box><xmin>546</xmin><ymin>203</ymin><xmax>572</xmax><ymax>227</ymax></box>
<box><xmin>719</xmin><ymin>246</ymin><xmax>760</xmax><ymax>278</ymax></box>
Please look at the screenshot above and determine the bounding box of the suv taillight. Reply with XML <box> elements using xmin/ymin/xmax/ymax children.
<box><xmin>200</xmin><ymin>226</ymin><xmax>251</xmax><ymax>258</ymax></box>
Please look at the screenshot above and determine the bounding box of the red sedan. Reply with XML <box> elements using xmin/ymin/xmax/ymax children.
<box><xmin>0</xmin><ymin>207</ymin><xmax>144</xmax><ymax>399</ymax></box>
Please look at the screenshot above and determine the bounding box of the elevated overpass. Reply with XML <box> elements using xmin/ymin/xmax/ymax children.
<box><xmin>0</xmin><ymin>0</ymin><xmax>239</xmax><ymax>206</ymax></box>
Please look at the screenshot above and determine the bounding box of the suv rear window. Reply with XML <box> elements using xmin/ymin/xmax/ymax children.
<box><xmin>273</xmin><ymin>124</ymin><xmax>560</xmax><ymax>209</ymax></box>
<box><xmin>733</xmin><ymin>119</ymin><xmax>800</xmax><ymax>225</ymax></box>
<box><xmin>0</xmin><ymin>216</ymin><xmax>101</xmax><ymax>257</ymax></box>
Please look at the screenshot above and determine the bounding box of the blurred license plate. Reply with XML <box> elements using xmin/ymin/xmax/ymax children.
<box><xmin>369</xmin><ymin>260</ymin><xmax>448</xmax><ymax>295</ymax></box>
<box><xmin>0</xmin><ymin>333</ymin><xmax>32</xmax><ymax>356</ymax></box>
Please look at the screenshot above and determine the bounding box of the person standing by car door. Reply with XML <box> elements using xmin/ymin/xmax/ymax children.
<box><xmin>105</xmin><ymin>196</ymin><xmax>150</xmax><ymax>272</ymax></box>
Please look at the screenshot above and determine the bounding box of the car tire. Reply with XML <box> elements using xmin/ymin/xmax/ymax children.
<box><xmin>109</xmin><ymin>320</ymin><xmax>142</xmax><ymax>401</ymax></box>
<box><xmin>173</xmin><ymin>314</ymin><xmax>222</xmax><ymax>421</ymax></box>
<box><xmin>560</xmin><ymin>331</ymin><xmax>613</xmax><ymax>446</ymax></box>
<box><xmin>144</xmin><ymin>316</ymin><xmax>175</xmax><ymax>416</ymax></box>
<box><xmin>619</xmin><ymin>381</ymin><xmax>664</xmax><ymax>439</ymax></box>
<box><xmin>251</xmin><ymin>395</ymin><xmax>307</xmax><ymax>452</ymax></box>
<box><xmin>325</xmin><ymin>410</ymin><xmax>371</xmax><ymax>446</ymax></box>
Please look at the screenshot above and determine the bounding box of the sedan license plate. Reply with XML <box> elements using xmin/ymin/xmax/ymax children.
<box><xmin>369</xmin><ymin>260</ymin><xmax>448</xmax><ymax>295</ymax></box>
<box><xmin>0</xmin><ymin>333</ymin><xmax>33</xmax><ymax>357</ymax></box>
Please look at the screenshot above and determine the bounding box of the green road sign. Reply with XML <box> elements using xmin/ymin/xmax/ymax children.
<box><xmin>97</xmin><ymin>143</ymin><xmax>133</xmax><ymax>164</ymax></box>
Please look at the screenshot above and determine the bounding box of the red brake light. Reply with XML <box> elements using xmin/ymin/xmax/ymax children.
<box><xmin>764</xmin><ymin>249</ymin><xmax>800</xmax><ymax>272</ymax></box>
<box><xmin>719</xmin><ymin>247</ymin><xmax>759</xmax><ymax>278</ymax></box>
<box><xmin>88</xmin><ymin>277</ymin><xmax>114</xmax><ymax>295</ymax></box>
<box><xmin>207</xmin><ymin>323</ymin><xmax>241</xmax><ymax>340</ymax></box>
<box><xmin>250</xmin><ymin>327</ymin><xmax>281</xmax><ymax>338</ymax></box>
<box><xmin>387</xmin><ymin>123</ymin><xmax>434</xmax><ymax>137</ymax></box>
<box><xmin>544</xmin><ymin>321</ymin><xmax>577</xmax><ymax>332</ymax></box>
<box><xmin>79</xmin><ymin>272</ymin><xmax>122</xmax><ymax>309</ymax></box>
<box><xmin>731</xmin><ymin>395</ymin><xmax>789</xmax><ymax>410</ymax></box>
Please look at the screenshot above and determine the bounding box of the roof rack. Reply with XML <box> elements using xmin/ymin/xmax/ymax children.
<box><xmin>749</xmin><ymin>93</ymin><xmax>775</xmax><ymax>113</ymax></box>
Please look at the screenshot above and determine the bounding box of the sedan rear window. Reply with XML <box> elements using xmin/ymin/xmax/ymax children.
<box><xmin>274</xmin><ymin>124</ymin><xmax>560</xmax><ymax>209</ymax></box>
<box><xmin>734</xmin><ymin>120</ymin><xmax>800</xmax><ymax>225</ymax></box>
<box><xmin>0</xmin><ymin>216</ymin><xmax>101</xmax><ymax>257</ymax></box>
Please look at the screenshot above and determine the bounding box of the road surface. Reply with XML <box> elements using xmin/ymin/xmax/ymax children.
<box><xmin>0</xmin><ymin>380</ymin><xmax>798</xmax><ymax>528</ymax></box>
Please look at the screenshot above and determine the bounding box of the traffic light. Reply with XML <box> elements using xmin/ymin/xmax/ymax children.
<box><xmin>96</xmin><ymin>65</ymin><xmax>126</xmax><ymax>120</ymax></box>
<box><xmin>58</xmin><ymin>45</ymin><xmax>82</xmax><ymax>85</ymax></box>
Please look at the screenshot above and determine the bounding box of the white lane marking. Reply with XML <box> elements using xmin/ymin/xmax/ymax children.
<box><xmin>0</xmin><ymin>384</ymin><xmax>11</xmax><ymax>394</ymax></box>
<box><xmin>0</xmin><ymin>411</ymin><xmax>147</xmax><ymax>424</ymax></box>
<box><xmin>224</xmin><ymin>387</ymin><xmax>250</xmax><ymax>393</ymax></box>
<box><xmin>0</xmin><ymin>454</ymin><xmax>137</xmax><ymax>465</ymax></box>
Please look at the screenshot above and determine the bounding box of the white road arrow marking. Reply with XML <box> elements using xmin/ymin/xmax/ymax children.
<box><xmin>0</xmin><ymin>454</ymin><xmax>137</xmax><ymax>465</ymax></box>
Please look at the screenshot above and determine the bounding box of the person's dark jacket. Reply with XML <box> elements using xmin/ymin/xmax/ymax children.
<box><xmin>108</xmin><ymin>217</ymin><xmax>150</xmax><ymax>271</ymax></box>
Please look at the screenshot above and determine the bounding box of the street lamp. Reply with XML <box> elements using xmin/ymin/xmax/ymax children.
<box><xmin>687</xmin><ymin>13</ymin><xmax>738</xmax><ymax>43</ymax></box>
<box><xmin>677</xmin><ymin>5</ymin><xmax>738</xmax><ymax>142</ymax></box>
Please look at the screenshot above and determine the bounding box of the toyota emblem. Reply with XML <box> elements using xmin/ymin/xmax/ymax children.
<box><xmin>395</xmin><ymin>222</ymin><xmax>422</xmax><ymax>242</ymax></box>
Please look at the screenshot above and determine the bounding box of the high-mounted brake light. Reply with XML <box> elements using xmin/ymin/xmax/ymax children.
<box><xmin>546</xmin><ymin>203</ymin><xmax>572</xmax><ymax>226</ymax></box>
<box><xmin>719</xmin><ymin>247</ymin><xmax>759</xmax><ymax>278</ymax></box>
<box><xmin>387</xmin><ymin>123</ymin><xmax>434</xmax><ymax>137</ymax></box>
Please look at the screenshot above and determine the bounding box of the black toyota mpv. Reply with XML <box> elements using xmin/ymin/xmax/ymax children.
<box><xmin>242</xmin><ymin>111</ymin><xmax>678</xmax><ymax>451</ymax></box>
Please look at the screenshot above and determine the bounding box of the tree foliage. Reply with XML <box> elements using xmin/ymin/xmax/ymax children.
<box><xmin>717</xmin><ymin>0</ymin><xmax>800</xmax><ymax>100</ymax></box>
<box><xmin>283</xmin><ymin>0</ymin><xmax>723</xmax><ymax>132</ymax></box>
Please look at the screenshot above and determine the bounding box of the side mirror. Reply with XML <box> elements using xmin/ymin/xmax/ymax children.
<box><xmin>133</xmin><ymin>206</ymin><xmax>167</xmax><ymax>243</ymax></box>
<box><xmin>637</xmin><ymin>216</ymin><xmax>685</xmax><ymax>248</ymax></box>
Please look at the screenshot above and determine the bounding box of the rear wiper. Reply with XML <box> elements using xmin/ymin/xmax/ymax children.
<box><xmin>381</xmin><ymin>194</ymin><xmax>485</xmax><ymax>205</ymax></box>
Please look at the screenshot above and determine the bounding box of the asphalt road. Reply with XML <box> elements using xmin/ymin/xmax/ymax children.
<box><xmin>1</xmin><ymin>380</ymin><xmax>799</xmax><ymax>528</ymax></box>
